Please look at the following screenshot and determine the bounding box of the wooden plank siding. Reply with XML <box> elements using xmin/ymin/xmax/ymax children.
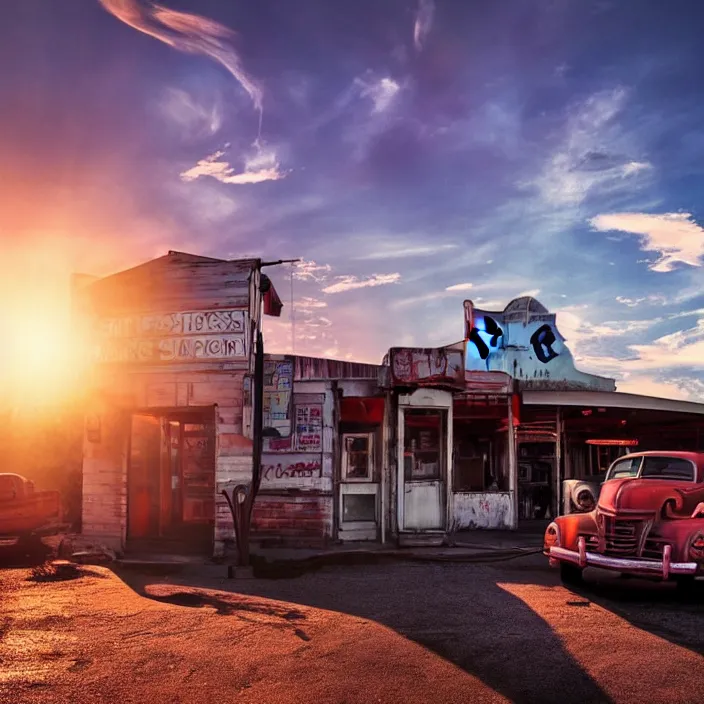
<box><xmin>76</xmin><ymin>253</ymin><xmax>261</xmax><ymax>555</ymax></box>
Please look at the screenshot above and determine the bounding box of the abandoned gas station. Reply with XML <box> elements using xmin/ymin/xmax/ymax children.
<box><xmin>74</xmin><ymin>252</ymin><xmax>704</xmax><ymax>557</ymax></box>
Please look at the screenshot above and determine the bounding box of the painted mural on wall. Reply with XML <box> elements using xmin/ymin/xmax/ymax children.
<box><xmin>463</xmin><ymin>297</ymin><xmax>615</xmax><ymax>391</ymax></box>
<box><xmin>263</xmin><ymin>358</ymin><xmax>294</xmax><ymax>437</ymax></box>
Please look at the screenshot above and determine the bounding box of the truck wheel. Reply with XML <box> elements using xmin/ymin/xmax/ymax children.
<box><xmin>560</xmin><ymin>563</ymin><xmax>585</xmax><ymax>586</ymax></box>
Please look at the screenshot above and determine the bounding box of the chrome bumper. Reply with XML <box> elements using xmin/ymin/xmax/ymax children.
<box><xmin>549</xmin><ymin>537</ymin><xmax>698</xmax><ymax>579</ymax></box>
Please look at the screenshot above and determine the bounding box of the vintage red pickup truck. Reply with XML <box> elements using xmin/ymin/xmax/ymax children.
<box><xmin>0</xmin><ymin>473</ymin><xmax>64</xmax><ymax>547</ymax></box>
<box><xmin>545</xmin><ymin>451</ymin><xmax>704</xmax><ymax>591</ymax></box>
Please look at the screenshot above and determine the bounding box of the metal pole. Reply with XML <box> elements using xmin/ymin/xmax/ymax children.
<box><xmin>507</xmin><ymin>395</ymin><xmax>518</xmax><ymax>529</ymax></box>
<box><xmin>555</xmin><ymin>407</ymin><xmax>562</xmax><ymax>519</ymax></box>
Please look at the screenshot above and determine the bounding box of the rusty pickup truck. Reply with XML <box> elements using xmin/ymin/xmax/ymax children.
<box><xmin>0</xmin><ymin>473</ymin><xmax>64</xmax><ymax>547</ymax></box>
<box><xmin>545</xmin><ymin>451</ymin><xmax>704</xmax><ymax>592</ymax></box>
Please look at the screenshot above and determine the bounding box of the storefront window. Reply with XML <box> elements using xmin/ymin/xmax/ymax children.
<box><xmin>343</xmin><ymin>434</ymin><xmax>373</xmax><ymax>480</ymax></box>
<box><xmin>342</xmin><ymin>493</ymin><xmax>376</xmax><ymax>522</ymax></box>
<box><xmin>404</xmin><ymin>409</ymin><xmax>444</xmax><ymax>480</ymax></box>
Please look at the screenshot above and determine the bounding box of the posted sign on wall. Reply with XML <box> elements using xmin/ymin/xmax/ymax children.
<box><xmin>95</xmin><ymin>309</ymin><xmax>248</xmax><ymax>364</ymax></box>
<box><xmin>295</xmin><ymin>404</ymin><xmax>323</xmax><ymax>452</ymax></box>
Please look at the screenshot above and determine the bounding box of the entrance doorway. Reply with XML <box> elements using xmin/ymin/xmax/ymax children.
<box><xmin>127</xmin><ymin>407</ymin><xmax>215</xmax><ymax>553</ymax></box>
<box><xmin>400</xmin><ymin>408</ymin><xmax>448</xmax><ymax>531</ymax></box>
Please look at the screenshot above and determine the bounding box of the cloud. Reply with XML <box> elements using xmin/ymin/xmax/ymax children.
<box><xmin>413</xmin><ymin>0</ymin><xmax>435</xmax><ymax>52</ymax></box>
<box><xmin>355</xmin><ymin>76</ymin><xmax>401</xmax><ymax>114</ymax></box>
<box><xmin>354</xmin><ymin>243</ymin><xmax>458</xmax><ymax>261</ymax></box>
<box><xmin>445</xmin><ymin>283</ymin><xmax>473</xmax><ymax>292</ymax></box>
<box><xmin>322</xmin><ymin>273</ymin><xmax>401</xmax><ymax>294</ymax></box>
<box><xmin>590</xmin><ymin>212</ymin><xmax>704</xmax><ymax>272</ymax></box>
<box><xmin>614</xmin><ymin>375</ymin><xmax>693</xmax><ymax>401</ymax></box>
<box><xmin>181</xmin><ymin>148</ymin><xmax>286</xmax><ymax>185</ymax></box>
<box><xmin>98</xmin><ymin>1</ymin><xmax>264</xmax><ymax>136</ymax></box>
<box><xmin>293</xmin><ymin>260</ymin><xmax>332</xmax><ymax>283</ymax></box>
<box><xmin>522</xmin><ymin>88</ymin><xmax>654</xmax><ymax>209</ymax></box>
<box><xmin>159</xmin><ymin>87</ymin><xmax>222</xmax><ymax>137</ymax></box>
<box><xmin>616</xmin><ymin>294</ymin><xmax>669</xmax><ymax>307</ymax></box>
<box><xmin>517</xmin><ymin>288</ymin><xmax>541</xmax><ymax>298</ymax></box>
<box><xmin>622</xmin><ymin>161</ymin><xmax>652</xmax><ymax>176</ymax></box>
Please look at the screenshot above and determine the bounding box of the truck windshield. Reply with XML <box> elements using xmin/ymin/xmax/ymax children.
<box><xmin>640</xmin><ymin>456</ymin><xmax>695</xmax><ymax>481</ymax></box>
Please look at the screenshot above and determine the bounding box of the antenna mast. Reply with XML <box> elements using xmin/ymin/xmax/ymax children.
<box><xmin>290</xmin><ymin>262</ymin><xmax>296</xmax><ymax>355</ymax></box>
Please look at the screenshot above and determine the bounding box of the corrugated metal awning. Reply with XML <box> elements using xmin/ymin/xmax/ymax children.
<box><xmin>522</xmin><ymin>390</ymin><xmax>704</xmax><ymax>416</ymax></box>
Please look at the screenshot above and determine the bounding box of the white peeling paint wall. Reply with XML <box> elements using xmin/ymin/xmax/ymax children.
<box><xmin>451</xmin><ymin>492</ymin><xmax>514</xmax><ymax>530</ymax></box>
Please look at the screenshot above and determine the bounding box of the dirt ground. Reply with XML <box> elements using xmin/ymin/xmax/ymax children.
<box><xmin>1</xmin><ymin>551</ymin><xmax>703</xmax><ymax>704</ymax></box>
<box><xmin>0</xmin><ymin>561</ymin><xmax>506</xmax><ymax>704</ymax></box>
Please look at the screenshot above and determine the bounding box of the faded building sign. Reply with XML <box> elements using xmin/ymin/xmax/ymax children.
<box><xmin>263</xmin><ymin>358</ymin><xmax>294</xmax><ymax>437</ymax></box>
<box><xmin>98</xmin><ymin>310</ymin><xmax>245</xmax><ymax>337</ymax></box>
<box><xmin>463</xmin><ymin>298</ymin><xmax>615</xmax><ymax>391</ymax></box>
<box><xmin>98</xmin><ymin>335</ymin><xmax>245</xmax><ymax>363</ymax></box>
<box><xmin>389</xmin><ymin>347</ymin><xmax>465</xmax><ymax>388</ymax></box>
<box><xmin>295</xmin><ymin>404</ymin><xmax>323</xmax><ymax>452</ymax></box>
<box><xmin>94</xmin><ymin>309</ymin><xmax>247</xmax><ymax>364</ymax></box>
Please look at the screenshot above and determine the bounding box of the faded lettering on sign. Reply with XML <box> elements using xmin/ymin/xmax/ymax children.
<box><xmin>99</xmin><ymin>310</ymin><xmax>246</xmax><ymax>338</ymax></box>
<box><xmin>97</xmin><ymin>334</ymin><xmax>246</xmax><ymax>363</ymax></box>
<box><xmin>295</xmin><ymin>404</ymin><xmax>323</xmax><ymax>452</ymax></box>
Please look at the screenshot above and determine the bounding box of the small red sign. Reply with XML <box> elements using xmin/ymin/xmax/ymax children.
<box><xmin>585</xmin><ymin>439</ymin><xmax>639</xmax><ymax>446</ymax></box>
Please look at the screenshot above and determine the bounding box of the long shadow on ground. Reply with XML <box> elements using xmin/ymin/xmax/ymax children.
<box><xmin>119</xmin><ymin>558</ymin><xmax>612</xmax><ymax>704</ymax></box>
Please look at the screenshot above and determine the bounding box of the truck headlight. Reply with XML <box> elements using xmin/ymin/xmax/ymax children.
<box><xmin>544</xmin><ymin>522</ymin><xmax>561</xmax><ymax>550</ymax></box>
<box><xmin>689</xmin><ymin>533</ymin><xmax>704</xmax><ymax>560</ymax></box>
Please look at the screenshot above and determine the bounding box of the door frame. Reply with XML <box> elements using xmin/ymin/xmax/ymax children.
<box><xmin>397</xmin><ymin>389</ymin><xmax>454</xmax><ymax>533</ymax></box>
<box><xmin>338</xmin><ymin>431</ymin><xmax>379</xmax><ymax>539</ymax></box>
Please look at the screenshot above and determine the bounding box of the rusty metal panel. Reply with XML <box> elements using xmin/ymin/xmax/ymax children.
<box><xmin>463</xmin><ymin>371</ymin><xmax>514</xmax><ymax>395</ymax></box>
<box><xmin>283</xmin><ymin>355</ymin><xmax>380</xmax><ymax>381</ymax></box>
<box><xmin>389</xmin><ymin>347</ymin><xmax>465</xmax><ymax>389</ymax></box>
<box><xmin>452</xmin><ymin>492</ymin><xmax>514</xmax><ymax>530</ymax></box>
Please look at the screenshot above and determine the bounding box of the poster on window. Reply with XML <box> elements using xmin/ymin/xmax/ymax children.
<box><xmin>263</xmin><ymin>359</ymin><xmax>294</xmax><ymax>437</ymax></box>
<box><xmin>295</xmin><ymin>404</ymin><xmax>323</xmax><ymax>452</ymax></box>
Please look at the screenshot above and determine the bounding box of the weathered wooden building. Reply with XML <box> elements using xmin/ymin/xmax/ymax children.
<box><xmin>73</xmin><ymin>256</ymin><xmax>704</xmax><ymax>555</ymax></box>
<box><xmin>73</xmin><ymin>251</ymin><xmax>282</xmax><ymax>556</ymax></box>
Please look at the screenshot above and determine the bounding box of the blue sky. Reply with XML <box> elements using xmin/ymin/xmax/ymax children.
<box><xmin>2</xmin><ymin>0</ymin><xmax>704</xmax><ymax>401</ymax></box>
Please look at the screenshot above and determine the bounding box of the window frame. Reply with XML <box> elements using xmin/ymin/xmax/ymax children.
<box><xmin>341</xmin><ymin>432</ymin><xmax>375</xmax><ymax>482</ymax></box>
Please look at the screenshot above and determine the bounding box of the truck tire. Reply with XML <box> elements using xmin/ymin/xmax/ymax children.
<box><xmin>560</xmin><ymin>562</ymin><xmax>585</xmax><ymax>586</ymax></box>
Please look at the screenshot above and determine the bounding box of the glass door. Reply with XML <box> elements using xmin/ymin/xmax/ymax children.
<box><xmin>339</xmin><ymin>433</ymin><xmax>378</xmax><ymax>540</ymax></box>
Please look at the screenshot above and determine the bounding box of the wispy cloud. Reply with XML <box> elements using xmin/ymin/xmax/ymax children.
<box><xmin>98</xmin><ymin>0</ymin><xmax>264</xmax><ymax>136</ymax></box>
<box><xmin>159</xmin><ymin>87</ymin><xmax>222</xmax><ymax>138</ymax></box>
<box><xmin>414</xmin><ymin>0</ymin><xmax>435</xmax><ymax>52</ymax></box>
<box><xmin>322</xmin><ymin>273</ymin><xmax>401</xmax><ymax>294</ymax></box>
<box><xmin>622</xmin><ymin>161</ymin><xmax>652</xmax><ymax>176</ymax></box>
<box><xmin>355</xmin><ymin>76</ymin><xmax>401</xmax><ymax>114</ymax></box>
<box><xmin>616</xmin><ymin>294</ymin><xmax>669</xmax><ymax>307</ymax></box>
<box><xmin>293</xmin><ymin>260</ymin><xmax>332</xmax><ymax>283</ymax></box>
<box><xmin>181</xmin><ymin>147</ymin><xmax>286</xmax><ymax>185</ymax></box>
<box><xmin>354</xmin><ymin>243</ymin><xmax>458</xmax><ymax>261</ymax></box>
<box><xmin>523</xmin><ymin>88</ymin><xmax>653</xmax><ymax>208</ymax></box>
<box><xmin>445</xmin><ymin>282</ymin><xmax>473</xmax><ymax>292</ymax></box>
<box><xmin>590</xmin><ymin>212</ymin><xmax>704</xmax><ymax>272</ymax></box>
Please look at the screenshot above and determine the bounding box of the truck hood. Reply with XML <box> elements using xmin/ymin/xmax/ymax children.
<box><xmin>597</xmin><ymin>478</ymin><xmax>697</xmax><ymax>516</ymax></box>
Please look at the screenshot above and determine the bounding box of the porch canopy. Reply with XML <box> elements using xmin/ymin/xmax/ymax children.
<box><xmin>522</xmin><ymin>390</ymin><xmax>704</xmax><ymax>450</ymax></box>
